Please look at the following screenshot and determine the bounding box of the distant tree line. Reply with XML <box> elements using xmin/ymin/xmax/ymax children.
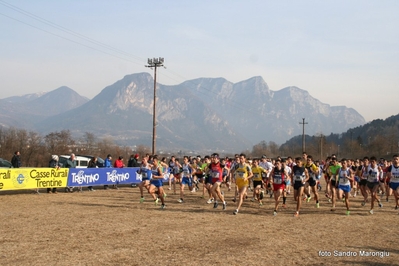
<box><xmin>255</xmin><ymin>115</ymin><xmax>399</xmax><ymax>161</ymax></box>
<box><xmin>0</xmin><ymin>128</ymin><xmax>150</xmax><ymax>167</ymax></box>
<box><xmin>1</xmin><ymin>114</ymin><xmax>398</xmax><ymax>166</ymax></box>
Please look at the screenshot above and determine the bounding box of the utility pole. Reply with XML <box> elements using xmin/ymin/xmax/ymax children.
<box><xmin>320</xmin><ymin>134</ymin><xmax>323</xmax><ymax>161</ymax></box>
<box><xmin>299</xmin><ymin>118</ymin><xmax>308</xmax><ymax>153</ymax></box>
<box><xmin>145</xmin><ymin>57</ymin><xmax>165</xmax><ymax>155</ymax></box>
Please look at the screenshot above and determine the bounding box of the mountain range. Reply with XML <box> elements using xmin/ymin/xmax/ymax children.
<box><xmin>0</xmin><ymin>73</ymin><xmax>366</xmax><ymax>153</ymax></box>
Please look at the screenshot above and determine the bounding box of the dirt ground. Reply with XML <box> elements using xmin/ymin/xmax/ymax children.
<box><xmin>0</xmin><ymin>179</ymin><xmax>398</xmax><ymax>266</ymax></box>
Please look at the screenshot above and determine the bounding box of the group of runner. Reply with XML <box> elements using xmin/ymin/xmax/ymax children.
<box><xmin>136</xmin><ymin>152</ymin><xmax>399</xmax><ymax>217</ymax></box>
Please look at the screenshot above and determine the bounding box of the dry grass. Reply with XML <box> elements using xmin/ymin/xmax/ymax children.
<box><xmin>0</xmin><ymin>179</ymin><xmax>398</xmax><ymax>266</ymax></box>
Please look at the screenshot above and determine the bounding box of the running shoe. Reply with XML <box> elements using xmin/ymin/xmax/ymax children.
<box><xmin>259</xmin><ymin>191</ymin><xmax>264</xmax><ymax>200</ymax></box>
<box><xmin>177</xmin><ymin>198</ymin><xmax>183</xmax><ymax>203</ymax></box>
<box><xmin>293</xmin><ymin>212</ymin><xmax>299</xmax><ymax>217</ymax></box>
<box><xmin>222</xmin><ymin>201</ymin><xmax>227</xmax><ymax>210</ymax></box>
<box><xmin>259</xmin><ymin>201</ymin><xmax>263</xmax><ymax>206</ymax></box>
<box><xmin>328</xmin><ymin>198</ymin><xmax>332</xmax><ymax>203</ymax></box>
<box><xmin>161</xmin><ymin>204</ymin><xmax>166</xmax><ymax>209</ymax></box>
<box><xmin>163</xmin><ymin>193</ymin><xmax>167</xmax><ymax>198</ymax></box>
<box><xmin>303</xmin><ymin>196</ymin><xmax>307</xmax><ymax>201</ymax></box>
<box><xmin>270</xmin><ymin>193</ymin><xmax>273</xmax><ymax>198</ymax></box>
<box><xmin>316</xmin><ymin>203</ymin><xmax>320</xmax><ymax>208</ymax></box>
<box><xmin>233</xmin><ymin>209</ymin><xmax>238</xmax><ymax>215</ymax></box>
<box><xmin>154</xmin><ymin>198</ymin><xmax>159</xmax><ymax>205</ymax></box>
<box><xmin>342</xmin><ymin>198</ymin><xmax>345</xmax><ymax>203</ymax></box>
<box><xmin>273</xmin><ymin>210</ymin><xmax>277</xmax><ymax>216</ymax></box>
<box><xmin>307</xmin><ymin>196</ymin><xmax>312</xmax><ymax>203</ymax></box>
<box><xmin>282</xmin><ymin>204</ymin><xmax>286</xmax><ymax>208</ymax></box>
<box><xmin>140</xmin><ymin>197</ymin><xmax>145</xmax><ymax>203</ymax></box>
<box><xmin>250</xmin><ymin>198</ymin><xmax>255</xmax><ymax>202</ymax></box>
<box><xmin>346</xmin><ymin>210</ymin><xmax>350</xmax><ymax>216</ymax></box>
<box><xmin>168</xmin><ymin>187</ymin><xmax>171</xmax><ymax>190</ymax></box>
<box><xmin>191</xmin><ymin>188</ymin><xmax>196</xmax><ymax>193</ymax></box>
<box><xmin>361</xmin><ymin>201</ymin><xmax>366</xmax><ymax>206</ymax></box>
<box><xmin>369</xmin><ymin>209</ymin><xmax>374</xmax><ymax>214</ymax></box>
<box><xmin>378</xmin><ymin>202</ymin><xmax>383</xmax><ymax>208</ymax></box>
<box><xmin>206</xmin><ymin>199</ymin><xmax>213</xmax><ymax>204</ymax></box>
<box><xmin>232</xmin><ymin>199</ymin><xmax>236</xmax><ymax>203</ymax></box>
<box><xmin>213</xmin><ymin>201</ymin><xmax>219</xmax><ymax>209</ymax></box>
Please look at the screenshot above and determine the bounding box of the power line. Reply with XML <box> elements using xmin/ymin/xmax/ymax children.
<box><xmin>0</xmin><ymin>0</ymin><xmax>145</xmax><ymax>63</ymax></box>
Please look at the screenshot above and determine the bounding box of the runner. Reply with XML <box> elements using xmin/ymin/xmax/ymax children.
<box><xmin>221</xmin><ymin>158</ymin><xmax>231</xmax><ymax>191</ymax></box>
<box><xmin>251</xmin><ymin>159</ymin><xmax>267</xmax><ymax>206</ymax></box>
<box><xmin>351</xmin><ymin>159</ymin><xmax>361</xmax><ymax>197</ymax></box>
<box><xmin>259</xmin><ymin>155</ymin><xmax>273</xmax><ymax>197</ymax></box>
<box><xmin>328</xmin><ymin>157</ymin><xmax>341</xmax><ymax>211</ymax></box>
<box><xmin>337</xmin><ymin>158</ymin><xmax>355</xmax><ymax>215</ymax></box>
<box><xmin>386</xmin><ymin>154</ymin><xmax>399</xmax><ymax>211</ymax></box>
<box><xmin>231</xmin><ymin>155</ymin><xmax>240</xmax><ymax>202</ymax></box>
<box><xmin>281</xmin><ymin>159</ymin><xmax>291</xmax><ymax>207</ymax></box>
<box><xmin>177</xmin><ymin>156</ymin><xmax>195</xmax><ymax>203</ymax></box>
<box><xmin>269</xmin><ymin>160</ymin><xmax>288</xmax><ymax>215</ymax></box>
<box><xmin>291</xmin><ymin>157</ymin><xmax>309</xmax><ymax>217</ymax></box>
<box><xmin>323</xmin><ymin>157</ymin><xmax>332</xmax><ymax>201</ymax></box>
<box><xmin>171</xmin><ymin>157</ymin><xmax>182</xmax><ymax>195</ymax></box>
<box><xmin>231</xmin><ymin>153</ymin><xmax>253</xmax><ymax>215</ymax></box>
<box><xmin>304</xmin><ymin>155</ymin><xmax>320</xmax><ymax>208</ymax></box>
<box><xmin>138</xmin><ymin>157</ymin><xmax>152</xmax><ymax>203</ymax></box>
<box><xmin>208</xmin><ymin>153</ymin><xmax>227</xmax><ymax>210</ymax></box>
<box><xmin>148</xmin><ymin>155</ymin><xmax>166</xmax><ymax>209</ymax></box>
<box><xmin>366</xmin><ymin>156</ymin><xmax>383</xmax><ymax>214</ymax></box>
<box><xmin>358</xmin><ymin>157</ymin><xmax>370</xmax><ymax>206</ymax></box>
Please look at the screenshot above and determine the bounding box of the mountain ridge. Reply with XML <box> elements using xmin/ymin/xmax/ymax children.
<box><xmin>0</xmin><ymin>73</ymin><xmax>366</xmax><ymax>153</ymax></box>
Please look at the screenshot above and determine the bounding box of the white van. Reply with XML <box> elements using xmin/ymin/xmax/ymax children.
<box><xmin>59</xmin><ymin>155</ymin><xmax>91</xmax><ymax>168</ymax></box>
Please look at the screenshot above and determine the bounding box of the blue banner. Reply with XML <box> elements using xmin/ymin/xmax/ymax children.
<box><xmin>67</xmin><ymin>167</ymin><xmax>171</xmax><ymax>187</ymax></box>
<box><xmin>67</xmin><ymin>167</ymin><xmax>141</xmax><ymax>186</ymax></box>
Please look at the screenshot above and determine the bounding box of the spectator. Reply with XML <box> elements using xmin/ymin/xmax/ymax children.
<box><xmin>112</xmin><ymin>156</ymin><xmax>124</xmax><ymax>189</ymax></box>
<box><xmin>87</xmin><ymin>157</ymin><xmax>98</xmax><ymax>191</ymax></box>
<box><xmin>128</xmin><ymin>154</ymin><xmax>140</xmax><ymax>167</ymax></box>
<box><xmin>114</xmin><ymin>156</ymin><xmax>125</xmax><ymax>168</ymax></box>
<box><xmin>11</xmin><ymin>151</ymin><xmax>21</xmax><ymax>168</ymax></box>
<box><xmin>48</xmin><ymin>155</ymin><xmax>61</xmax><ymax>194</ymax></box>
<box><xmin>64</xmin><ymin>153</ymin><xmax>77</xmax><ymax>192</ymax></box>
<box><xmin>104</xmin><ymin>154</ymin><xmax>112</xmax><ymax>190</ymax></box>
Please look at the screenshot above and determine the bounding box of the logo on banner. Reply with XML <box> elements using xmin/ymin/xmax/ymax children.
<box><xmin>12</xmin><ymin>170</ymin><xmax>30</xmax><ymax>188</ymax></box>
<box><xmin>71</xmin><ymin>170</ymin><xmax>100</xmax><ymax>185</ymax></box>
<box><xmin>106</xmin><ymin>170</ymin><xmax>130</xmax><ymax>183</ymax></box>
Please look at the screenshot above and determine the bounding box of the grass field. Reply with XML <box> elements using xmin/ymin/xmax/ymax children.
<box><xmin>0</xmin><ymin>180</ymin><xmax>398</xmax><ymax>266</ymax></box>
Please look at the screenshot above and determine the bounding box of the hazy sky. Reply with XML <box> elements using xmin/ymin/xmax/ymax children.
<box><xmin>1</xmin><ymin>0</ymin><xmax>398</xmax><ymax>122</ymax></box>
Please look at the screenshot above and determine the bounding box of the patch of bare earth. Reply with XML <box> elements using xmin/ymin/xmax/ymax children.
<box><xmin>0</xmin><ymin>180</ymin><xmax>397</xmax><ymax>266</ymax></box>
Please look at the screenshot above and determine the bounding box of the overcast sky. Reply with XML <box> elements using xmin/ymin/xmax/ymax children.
<box><xmin>1</xmin><ymin>0</ymin><xmax>398</xmax><ymax>122</ymax></box>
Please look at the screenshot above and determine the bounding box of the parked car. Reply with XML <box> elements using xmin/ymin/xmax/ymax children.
<box><xmin>59</xmin><ymin>155</ymin><xmax>91</xmax><ymax>168</ymax></box>
<box><xmin>0</xmin><ymin>158</ymin><xmax>12</xmax><ymax>168</ymax></box>
<box><xmin>76</xmin><ymin>155</ymin><xmax>105</xmax><ymax>168</ymax></box>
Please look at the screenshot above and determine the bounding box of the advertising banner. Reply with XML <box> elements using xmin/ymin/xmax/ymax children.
<box><xmin>0</xmin><ymin>168</ymin><xmax>69</xmax><ymax>191</ymax></box>
<box><xmin>67</xmin><ymin>167</ymin><xmax>142</xmax><ymax>187</ymax></box>
<box><xmin>0</xmin><ymin>167</ymin><xmax>172</xmax><ymax>190</ymax></box>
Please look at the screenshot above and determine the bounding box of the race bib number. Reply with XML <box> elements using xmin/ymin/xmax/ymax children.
<box><xmin>211</xmin><ymin>172</ymin><xmax>220</xmax><ymax>178</ymax></box>
<box><xmin>273</xmin><ymin>175</ymin><xmax>282</xmax><ymax>184</ymax></box>
<box><xmin>235</xmin><ymin>171</ymin><xmax>245</xmax><ymax>178</ymax></box>
<box><xmin>295</xmin><ymin>175</ymin><xmax>303</xmax><ymax>182</ymax></box>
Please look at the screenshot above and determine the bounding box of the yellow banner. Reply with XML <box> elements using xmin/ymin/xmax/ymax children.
<box><xmin>0</xmin><ymin>168</ymin><xmax>69</xmax><ymax>191</ymax></box>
